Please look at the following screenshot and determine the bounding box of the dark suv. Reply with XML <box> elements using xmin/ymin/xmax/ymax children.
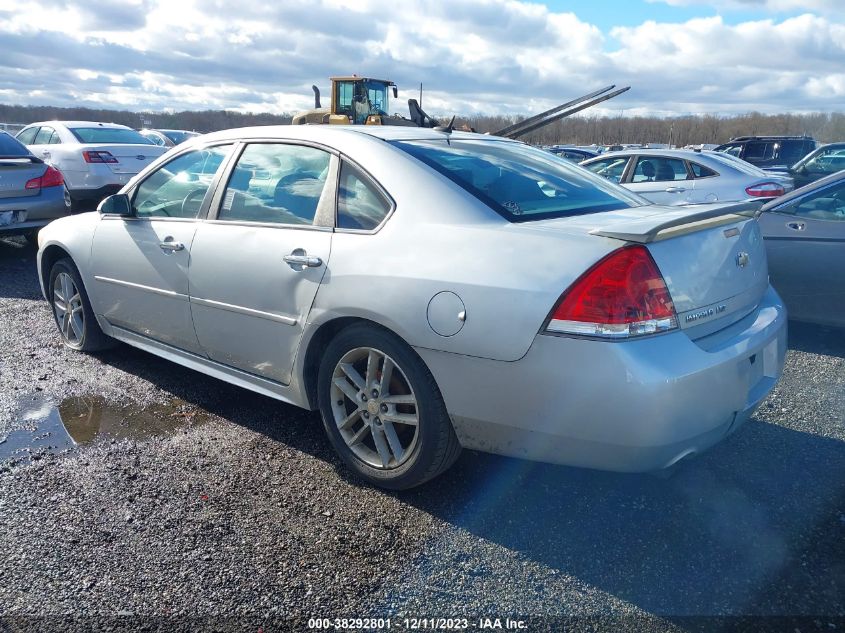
<box><xmin>715</xmin><ymin>136</ymin><xmax>817</xmax><ymax>170</ymax></box>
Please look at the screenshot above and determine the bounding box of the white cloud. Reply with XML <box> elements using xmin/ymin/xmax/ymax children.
<box><xmin>0</xmin><ymin>0</ymin><xmax>842</xmax><ymax>117</ymax></box>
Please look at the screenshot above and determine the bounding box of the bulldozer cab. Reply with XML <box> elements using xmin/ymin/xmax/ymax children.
<box><xmin>330</xmin><ymin>77</ymin><xmax>397</xmax><ymax>125</ymax></box>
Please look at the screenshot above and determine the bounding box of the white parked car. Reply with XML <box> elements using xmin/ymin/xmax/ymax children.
<box><xmin>16</xmin><ymin>121</ymin><xmax>168</xmax><ymax>211</ymax></box>
<box><xmin>581</xmin><ymin>149</ymin><xmax>794</xmax><ymax>206</ymax></box>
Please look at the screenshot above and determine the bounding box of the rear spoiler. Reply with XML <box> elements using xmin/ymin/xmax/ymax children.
<box><xmin>0</xmin><ymin>154</ymin><xmax>42</xmax><ymax>163</ymax></box>
<box><xmin>589</xmin><ymin>200</ymin><xmax>765</xmax><ymax>244</ymax></box>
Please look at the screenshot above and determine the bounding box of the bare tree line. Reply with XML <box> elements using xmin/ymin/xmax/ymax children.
<box><xmin>2</xmin><ymin>102</ymin><xmax>844</xmax><ymax>146</ymax></box>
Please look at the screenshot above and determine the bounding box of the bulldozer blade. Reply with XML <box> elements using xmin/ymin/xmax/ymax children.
<box><xmin>498</xmin><ymin>86</ymin><xmax>631</xmax><ymax>139</ymax></box>
<box><xmin>492</xmin><ymin>85</ymin><xmax>615</xmax><ymax>138</ymax></box>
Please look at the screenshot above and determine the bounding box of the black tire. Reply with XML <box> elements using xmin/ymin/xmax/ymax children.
<box><xmin>48</xmin><ymin>258</ymin><xmax>114</xmax><ymax>352</ymax></box>
<box><xmin>317</xmin><ymin>322</ymin><xmax>461</xmax><ymax>490</ymax></box>
<box><xmin>22</xmin><ymin>230</ymin><xmax>39</xmax><ymax>246</ymax></box>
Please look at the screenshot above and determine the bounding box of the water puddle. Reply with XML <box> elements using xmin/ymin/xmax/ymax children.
<box><xmin>0</xmin><ymin>394</ymin><xmax>209</xmax><ymax>465</ymax></box>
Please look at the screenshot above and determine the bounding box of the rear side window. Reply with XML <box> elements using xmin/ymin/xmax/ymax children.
<box><xmin>217</xmin><ymin>143</ymin><xmax>331</xmax><ymax>226</ymax></box>
<box><xmin>394</xmin><ymin>139</ymin><xmax>643</xmax><ymax>222</ymax></box>
<box><xmin>744</xmin><ymin>142</ymin><xmax>774</xmax><ymax>161</ymax></box>
<box><xmin>690</xmin><ymin>162</ymin><xmax>718</xmax><ymax>178</ymax></box>
<box><xmin>69</xmin><ymin>127</ymin><xmax>154</xmax><ymax>145</ymax></box>
<box><xmin>778</xmin><ymin>140</ymin><xmax>810</xmax><ymax>165</ymax></box>
<box><xmin>15</xmin><ymin>127</ymin><xmax>38</xmax><ymax>145</ymax></box>
<box><xmin>771</xmin><ymin>180</ymin><xmax>845</xmax><ymax>222</ymax></box>
<box><xmin>0</xmin><ymin>132</ymin><xmax>29</xmax><ymax>156</ymax></box>
<box><xmin>337</xmin><ymin>162</ymin><xmax>391</xmax><ymax>230</ymax></box>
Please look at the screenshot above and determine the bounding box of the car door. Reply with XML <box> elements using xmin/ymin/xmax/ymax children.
<box><xmin>626</xmin><ymin>156</ymin><xmax>694</xmax><ymax>205</ymax></box>
<box><xmin>89</xmin><ymin>144</ymin><xmax>234</xmax><ymax>353</ymax></box>
<box><xmin>188</xmin><ymin>141</ymin><xmax>336</xmax><ymax>385</ymax></box>
<box><xmin>758</xmin><ymin>179</ymin><xmax>845</xmax><ymax>326</ymax></box>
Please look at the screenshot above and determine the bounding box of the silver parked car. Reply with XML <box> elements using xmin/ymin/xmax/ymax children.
<box><xmin>0</xmin><ymin>131</ymin><xmax>71</xmax><ymax>241</ymax></box>
<box><xmin>581</xmin><ymin>149</ymin><xmax>793</xmax><ymax>206</ymax></box>
<box><xmin>36</xmin><ymin>126</ymin><xmax>787</xmax><ymax>489</ymax></box>
<box><xmin>758</xmin><ymin>169</ymin><xmax>845</xmax><ymax>328</ymax></box>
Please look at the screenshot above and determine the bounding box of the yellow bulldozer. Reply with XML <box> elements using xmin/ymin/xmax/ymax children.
<box><xmin>292</xmin><ymin>75</ymin><xmax>630</xmax><ymax>139</ymax></box>
<box><xmin>291</xmin><ymin>76</ymin><xmax>435</xmax><ymax>127</ymax></box>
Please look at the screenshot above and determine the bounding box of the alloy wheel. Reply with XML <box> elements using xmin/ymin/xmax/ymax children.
<box><xmin>330</xmin><ymin>347</ymin><xmax>419</xmax><ymax>469</ymax></box>
<box><xmin>53</xmin><ymin>272</ymin><xmax>84</xmax><ymax>345</ymax></box>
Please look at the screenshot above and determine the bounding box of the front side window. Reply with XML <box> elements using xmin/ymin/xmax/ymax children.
<box><xmin>583</xmin><ymin>156</ymin><xmax>630</xmax><ymax>183</ymax></box>
<box><xmin>217</xmin><ymin>143</ymin><xmax>331</xmax><ymax>226</ymax></box>
<box><xmin>132</xmin><ymin>145</ymin><xmax>233</xmax><ymax>219</ymax></box>
<box><xmin>141</xmin><ymin>131</ymin><xmax>167</xmax><ymax>146</ymax></box>
<box><xmin>720</xmin><ymin>144</ymin><xmax>742</xmax><ymax>158</ymax></box>
<box><xmin>337</xmin><ymin>162</ymin><xmax>391</xmax><ymax>230</ymax></box>
<box><xmin>69</xmin><ymin>127</ymin><xmax>154</xmax><ymax>145</ymax></box>
<box><xmin>779</xmin><ymin>140</ymin><xmax>809</xmax><ymax>165</ymax></box>
<box><xmin>771</xmin><ymin>181</ymin><xmax>845</xmax><ymax>222</ymax></box>
<box><xmin>394</xmin><ymin>139</ymin><xmax>644</xmax><ymax>222</ymax></box>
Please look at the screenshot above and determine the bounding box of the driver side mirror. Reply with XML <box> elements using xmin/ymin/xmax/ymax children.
<box><xmin>392</xmin><ymin>86</ymin><xmax>398</xmax><ymax>98</ymax></box>
<box><xmin>98</xmin><ymin>193</ymin><xmax>134</xmax><ymax>217</ymax></box>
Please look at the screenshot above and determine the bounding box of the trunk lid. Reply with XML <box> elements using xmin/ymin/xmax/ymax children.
<box><xmin>530</xmin><ymin>201</ymin><xmax>770</xmax><ymax>338</ymax></box>
<box><xmin>0</xmin><ymin>157</ymin><xmax>46</xmax><ymax>199</ymax></box>
<box><xmin>83</xmin><ymin>144</ymin><xmax>167</xmax><ymax>174</ymax></box>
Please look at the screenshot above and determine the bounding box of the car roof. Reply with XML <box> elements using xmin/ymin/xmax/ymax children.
<box><xmin>25</xmin><ymin>121</ymin><xmax>132</xmax><ymax>129</ymax></box>
<box><xmin>583</xmin><ymin>148</ymin><xmax>725</xmax><ymax>162</ymax></box>
<box><xmin>199</xmin><ymin>124</ymin><xmax>516</xmax><ymax>145</ymax></box>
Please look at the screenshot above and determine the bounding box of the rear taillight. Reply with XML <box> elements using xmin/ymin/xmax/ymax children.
<box><xmin>546</xmin><ymin>245</ymin><xmax>678</xmax><ymax>339</ymax></box>
<box><xmin>745</xmin><ymin>182</ymin><xmax>784</xmax><ymax>198</ymax></box>
<box><xmin>83</xmin><ymin>150</ymin><xmax>118</xmax><ymax>164</ymax></box>
<box><xmin>25</xmin><ymin>165</ymin><xmax>65</xmax><ymax>190</ymax></box>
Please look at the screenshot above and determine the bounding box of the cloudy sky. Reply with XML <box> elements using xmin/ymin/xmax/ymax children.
<box><xmin>0</xmin><ymin>0</ymin><xmax>843</xmax><ymax>118</ymax></box>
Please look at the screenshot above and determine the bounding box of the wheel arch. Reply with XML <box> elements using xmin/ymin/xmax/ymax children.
<box><xmin>300</xmin><ymin>315</ymin><xmax>422</xmax><ymax>410</ymax></box>
<box><xmin>39</xmin><ymin>243</ymin><xmax>73</xmax><ymax>299</ymax></box>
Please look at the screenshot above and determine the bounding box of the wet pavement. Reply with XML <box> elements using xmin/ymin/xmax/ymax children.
<box><xmin>0</xmin><ymin>393</ymin><xmax>208</xmax><ymax>467</ymax></box>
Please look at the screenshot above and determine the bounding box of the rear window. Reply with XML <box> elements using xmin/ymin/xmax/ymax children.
<box><xmin>69</xmin><ymin>127</ymin><xmax>154</xmax><ymax>145</ymax></box>
<box><xmin>0</xmin><ymin>132</ymin><xmax>29</xmax><ymax>157</ymax></box>
<box><xmin>392</xmin><ymin>138</ymin><xmax>644</xmax><ymax>222</ymax></box>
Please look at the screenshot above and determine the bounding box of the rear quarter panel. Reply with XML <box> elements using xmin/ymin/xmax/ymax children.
<box><xmin>306</xmin><ymin>136</ymin><xmax>618</xmax><ymax>362</ymax></box>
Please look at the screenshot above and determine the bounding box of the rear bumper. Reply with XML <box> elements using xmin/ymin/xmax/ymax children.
<box><xmin>0</xmin><ymin>186</ymin><xmax>71</xmax><ymax>234</ymax></box>
<box><xmin>416</xmin><ymin>284</ymin><xmax>787</xmax><ymax>472</ymax></box>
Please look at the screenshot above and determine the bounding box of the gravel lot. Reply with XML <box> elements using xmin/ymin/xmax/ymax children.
<box><xmin>0</xmin><ymin>234</ymin><xmax>843</xmax><ymax>632</ymax></box>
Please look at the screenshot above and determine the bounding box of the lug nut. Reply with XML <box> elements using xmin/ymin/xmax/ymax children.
<box><xmin>363</xmin><ymin>411</ymin><xmax>370</xmax><ymax>419</ymax></box>
<box><xmin>371</xmin><ymin>389</ymin><xmax>379</xmax><ymax>398</ymax></box>
<box><xmin>380</xmin><ymin>404</ymin><xmax>388</xmax><ymax>413</ymax></box>
<box><xmin>361</xmin><ymin>394</ymin><xmax>368</xmax><ymax>402</ymax></box>
<box><xmin>374</xmin><ymin>417</ymin><xmax>380</xmax><ymax>424</ymax></box>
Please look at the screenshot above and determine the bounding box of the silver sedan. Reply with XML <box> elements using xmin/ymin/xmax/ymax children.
<box><xmin>581</xmin><ymin>149</ymin><xmax>794</xmax><ymax>205</ymax></box>
<box><xmin>36</xmin><ymin>126</ymin><xmax>787</xmax><ymax>488</ymax></box>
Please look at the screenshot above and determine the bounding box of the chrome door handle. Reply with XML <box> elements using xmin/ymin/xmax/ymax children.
<box><xmin>786</xmin><ymin>221</ymin><xmax>805</xmax><ymax>231</ymax></box>
<box><xmin>283</xmin><ymin>253</ymin><xmax>323</xmax><ymax>268</ymax></box>
<box><xmin>665</xmin><ymin>186</ymin><xmax>686</xmax><ymax>193</ymax></box>
<box><xmin>41</xmin><ymin>151</ymin><xmax>51</xmax><ymax>159</ymax></box>
<box><xmin>159</xmin><ymin>239</ymin><xmax>185</xmax><ymax>252</ymax></box>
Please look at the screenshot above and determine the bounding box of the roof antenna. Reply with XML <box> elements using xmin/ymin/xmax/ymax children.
<box><xmin>434</xmin><ymin>115</ymin><xmax>456</xmax><ymax>134</ymax></box>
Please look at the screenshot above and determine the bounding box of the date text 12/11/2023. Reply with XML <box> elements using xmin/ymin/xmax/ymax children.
<box><xmin>307</xmin><ymin>617</ymin><xmax>528</xmax><ymax>630</ymax></box>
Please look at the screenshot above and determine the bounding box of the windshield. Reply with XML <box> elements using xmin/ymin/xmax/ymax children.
<box><xmin>793</xmin><ymin>144</ymin><xmax>845</xmax><ymax>172</ymax></box>
<box><xmin>0</xmin><ymin>132</ymin><xmax>29</xmax><ymax>157</ymax></box>
<box><xmin>69</xmin><ymin>127</ymin><xmax>154</xmax><ymax>145</ymax></box>
<box><xmin>161</xmin><ymin>130</ymin><xmax>199</xmax><ymax>145</ymax></box>
<box><xmin>393</xmin><ymin>138</ymin><xmax>646</xmax><ymax>222</ymax></box>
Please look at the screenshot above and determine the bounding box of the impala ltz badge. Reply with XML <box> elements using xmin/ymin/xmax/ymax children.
<box><xmin>685</xmin><ymin>304</ymin><xmax>727</xmax><ymax>323</ymax></box>
<box><xmin>736</xmin><ymin>251</ymin><xmax>750</xmax><ymax>268</ymax></box>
